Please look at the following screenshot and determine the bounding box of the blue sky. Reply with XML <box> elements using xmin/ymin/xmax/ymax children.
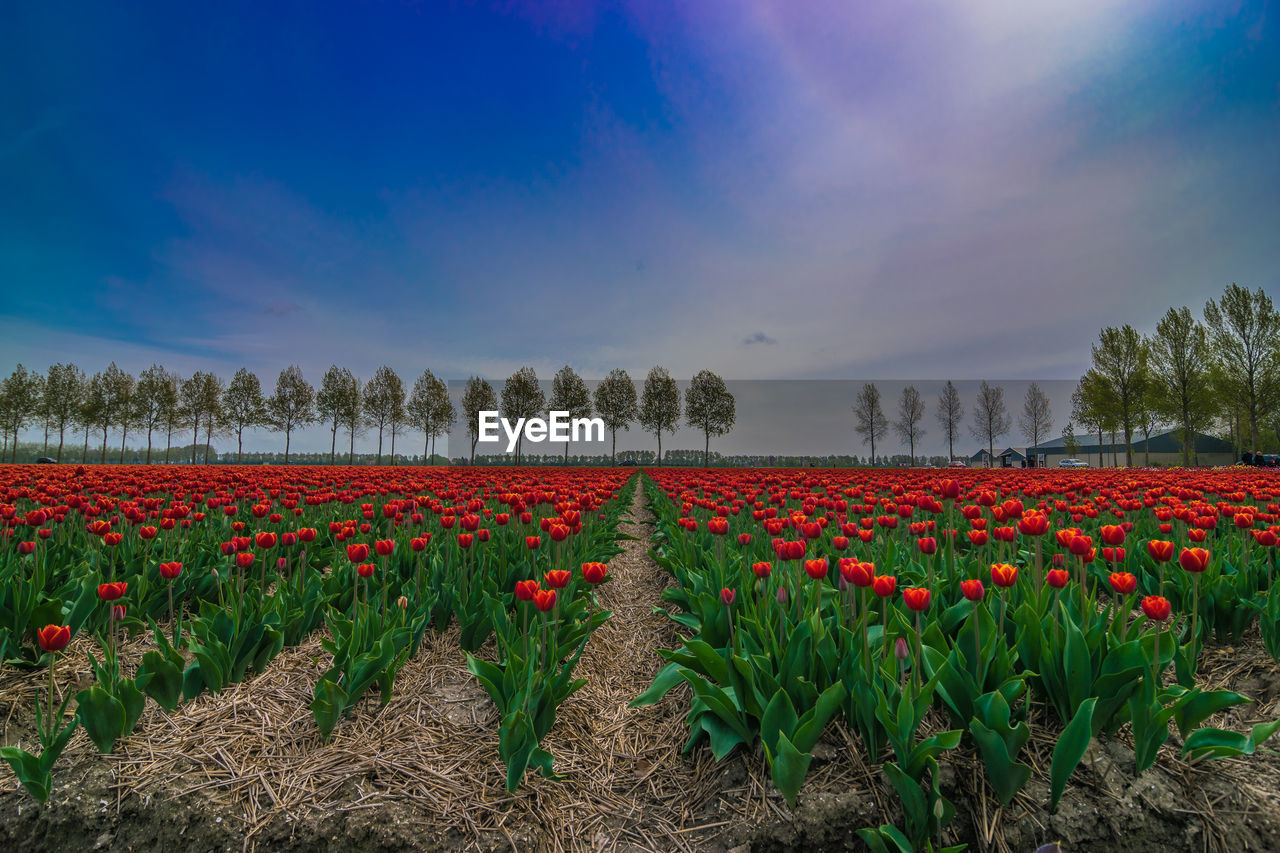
<box><xmin>2</xmin><ymin>0</ymin><xmax>1278</xmax><ymax>456</ymax></box>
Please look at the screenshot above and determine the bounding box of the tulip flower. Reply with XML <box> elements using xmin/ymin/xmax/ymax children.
<box><xmin>581</xmin><ymin>562</ymin><xmax>607</xmax><ymax>584</ymax></box>
<box><xmin>1179</xmin><ymin>547</ymin><xmax>1210</xmax><ymax>573</ymax></box>
<box><xmin>346</xmin><ymin>543</ymin><xmax>370</xmax><ymax>563</ymax></box>
<box><xmin>804</xmin><ymin>558</ymin><xmax>829</xmax><ymax>580</ymax></box>
<box><xmin>753</xmin><ymin>561</ymin><xmax>773</xmax><ymax>579</ymax></box>
<box><xmin>36</xmin><ymin>624</ymin><xmax>71</xmax><ymax>654</ymax></box>
<box><xmin>1108</xmin><ymin>572</ymin><xmax>1137</xmax><ymax>595</ymax></box>
<box><xmin>534</xmin><ymin>589</ymin><xmax>557</xmax><ymax>612</ymax></box>
<box><xmin>989</xmin><ymin>563</ymin><xmax>1018</xmax><ymax>588</ymax></box>
<box><xmin>97</xmin><ymin>582</ymin><xmax>128</xmax><ymax>601</ymax></box>
<box><xmin>357</xmin><ymin>563</ymin><xmax>375</xmax><ymax>579</ymax></box>
<box><xmin>903</xmin><ymin>587</ymin><xmax>931</xmax><ymax>612</ymax></box>
<box><xmin>374</xmin><ymin>539</ymin><xmax>395</xmax><ymax>556</ymax></box>
<box><xmin>515</xmin><ymin>579</ymin><xmax>540</xmax><ymax>602</ymax></box>
<box><xmin>544</xmin><ymin>570</ymin><xmax>571</xmax><ymax>589</ymax></box>
<box><xmin>961</xmin><ymin>579</ymin><xmax>985</xmax><ymax>601</ymax></box>
<box><xmin>1141</xmin><ymin>595</ymin><xmax>1171</xmax><ymax>622</ymax></box>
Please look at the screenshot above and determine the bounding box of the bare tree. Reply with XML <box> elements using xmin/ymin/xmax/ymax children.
<box><xmin>970</xmin><ymin>380</ymin><xmax>1011</xmax><ymax>466</ymax></box>
<box><xmin>501</xmin><ymin>366</ymin><xmax>546</xmax><ymax>465</ymax></box>
<box><xmin>893</xmin><ymin>385</ymin><xmax>926</xmax><ymax>465</ymax></box>
<box><xmin>853</xmin><ymin>383</ymin><xmax>889</xmax><ymax>464</ymax></box>
<box><xmin>935</xmin><ymin>380</ymin><xmax>965</xmax><ymax>462</ymax></box>
<box><xmin>639</xmin><ymin>366</ymin><xmax>681</xmax><ymax>466</ymax></box>
<box><xmin>548</xmin><ymin>365</ymin><xmax>592</xmax><ymax>466</ymax></box>
<box><xmin>0</xmin><ymin>365</ymin><xmax>41</xmax><ymax>463</ymax></box>
<box><xmin>1148</xmin><ymin>306</ymin><xmax>1215</xmax><ymax>466</ymax></box>
<box><xmin>685</xmin><ymin>370</ymin><xmax>734</xmax><ymax>467</ymax></box>
<box><xmin>135</xmin><ymin>364</ymin><xmax>177</xmax><ymax>464</ymax></box>
<box><xmin>180</xmin><ymin>371</ymin><xmax>223</xmax><ymax>464</ymax></box>
<box><xmin>462</xmin><ymin>377</ymin><xmax>497</xmax><ymax>464</ymax></box>
<box><xmin>266</xmin><ymin>365</ymin><xmax>315</xmax><ymax>464</ymax></box>
<box><xmin>594</xmin><ymin>368</ymin><xmax>638</xmax><ymax>464</ymax></box>
<box><xmin>224</xmin><ymin>367</ymin><xmax>267</xmax><ymax>463</ymax></box>
<box><xmin>408</xmin><ymin>369</ymin><xmax>454</xmax><ymax>464</ymax></box>
<box><xmin>317</xmin><ymin>366</ymin><xmax>360</xmax><ymax>465</ymax></box>
<box><xmin>1091</xmin><ymin>325</ymin><xmax>1149</xmax><ymax>466</ymax></box>
<box><xmin>1019</xmin><ymin>382</ymin><xmax>1053</xmax><ymax>462</ymax></box>
<box><xmin>43</xmin><ymin>363</ymin><xmax>85</xmax><ymax>462</ymax></box>
<box><xmin>1203</xmin><ymin>284</ymin><xmax>1280</xmax><ymax>453</ymax></box>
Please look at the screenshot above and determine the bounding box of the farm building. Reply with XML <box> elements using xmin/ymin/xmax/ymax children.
<box><xmin>968</xmin><ymin>448</ymin><xmax>994</xmax><ymax>468</ymax></box>
<box><xmin>1026</xmin><ymin>429</ymin><xmax>1235</xmax><ymax>468</ymax></box>
<box><xmin>997</xmin><ymin>447</ymin><xmax>1031</xmax><ymax>467</ymax></box>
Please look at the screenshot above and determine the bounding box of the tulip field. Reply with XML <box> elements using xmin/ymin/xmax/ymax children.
<box><xmin>2</xmin><ymin>464</ymin><xmax>1280</xmax><ymax>851</ymax></box>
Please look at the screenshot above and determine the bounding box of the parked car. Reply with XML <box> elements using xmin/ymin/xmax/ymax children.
<box><xmin>948</xmin><ymin>460</ymin><xmax>969</xmax><ymax>468</ymax></box>
<box><xmin>1058</xmin><ymin>458</ymin><xmax>1089</xmax><ymax>468</ymax></box>
<box><xmin>35</xmin><ymin>457</ymin><xmax>56</xmax><ymax>464</ymax></box>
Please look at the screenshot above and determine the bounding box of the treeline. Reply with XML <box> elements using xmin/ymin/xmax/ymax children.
<box><xmin>1070</xmin><ymin>283</ymin><xmax>1279</xmax><ymax>466</ymax></box>
<box><xmin>458</xmin><ymin>366</ymin><xmax>734</xmax><ymax>466</ymax></box>
<box><xmin>0</xmin><ymin>363</ymin><xmax>457</xmax><ymax>466</ymax></box>
<box><xmin>847</xmin><ymin>284</ymin><xmax>1277</xmax><ymax>467</ymax></box>
<box><xmin>0</xmin><ymin>362</ymin><xmax>738</xmax><ymax>467</ymax></box>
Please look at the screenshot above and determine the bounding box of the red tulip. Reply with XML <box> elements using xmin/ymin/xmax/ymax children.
<box><xmin>1141</xmin><ymin>595</ymin><xmax>1171</xmax><ymax>622</ymax></box>
<box><xmin>544</xmin><ymin>570</ymin><xmax>571</xmax><ymax>589</ymax></box>
<box><xmin>873</xmin><ymin>574</ymin><xmax>897</xmax><ymax>598</ymax></box>
<box><xmin>581</xmin><ymin>562</ymin><xmax>607</xmax><ymax>584</ymax></box>
<box><xmin>255</xmin><ymin>531</ymin><xmax>277</xmax><ymax>549</ymax></box>
<box><xmin>37</xmin><ymin>624</ymin><xmax>71</xmax><ymax>653</ymax></box>
<box><xmin>526</xmin><ymin>535</ymin><xmax>541</xmax><ymax>549</ymax></box>
<box><xmin>375</xmin><ymin>539</ymin><xmax>395</xmax><ymax>556</ymax></box>
<box><xmin>97</xmin><ymin>582</ymin><xmax>128</xmax><ymax>601</ymax></box>
<box><xmin>457</xmin><ymin>533</ymin><xmax>474</xmax><ymax>549</ymax></box>
<box><xmin>917</xmin><ymin>537</ymin><xmax>937</xmax><ymax>556</ymax></box>
<box><xmin>236</xmin><ymin>552</ymin><xmax>255</xmax><ymax>570</ymax></box>
<box><xmin>720</xmin><ymin>588</ymin><xmax>736</xmax><ymax>606</ymax></box>
<box><xmin>1100</xmin><ymin>525</ymin><xmax>1126</xmax><ymax>546</ymax></box>
<box><xmin>1179</xmin><ymin>547</ymin><xmax>1210</xmax><ymax>573</ymax></box>
<box><xmin>961</xmin><ymin>579</ymin><xmax>985</xmax><ymax>601</ymax></box>
<box><xmin>515</xmin><ymin>579</ymin><xmax>540</xmax><ymax>601</ymax></box>
<box><xmin>990</xmin><ymin>563</ymin><xmax>1018</xmax><ymax>588</ymax></box>
<box><xmin>805</xmin><ymin>558</ymin><xmax>829</xmax><ymax>580</ymax></box>
<box><xmin>347</xmin><ymin>543</ymin><xmax>370</xmax><ymax>563</ymax></box>
<box><xmin>1147</xmin><ymin>540</ymin><xmax>1175</xmax><ymax>563</ymax></box>
<box><xmin>1108</xmin><ymin>572</ymin><xmax>1137</xmax><ymax>595</ymax></box>
<box><xmin>708</xmin><ymin>518</ymin><xmax>729</xmax><ymax>535</ymax></box>
<box><xmin>753</xmin><ymin>561</ymin><xmax>772</xmax><ymax>579</ymax></box>
<box><xmin>158</xmin><ymin>561</ymin><xmax>183</xmax><ymax>580</ymax></box>
<box><xmin>838</xmin><ymin>558</ymin><xmax>875</xmax><ymax>588</ymax></box>
<box><xmin>534</xmin><ymin>589</ymin><xmax>557</xmax><ymax>612</ymax></box>
<box><xmin>1046</xmin><ymin>568</ymin><xmax>1070</xmax><ymax>589</ymax></box>
<box><xmin>139</xmin><ymin>525</ymin><xmax>158</xmax><ymax>540</ymax></box>
<box><xmin>903</xmin><ymin>587</ymin><xmax>931</xmax><ymax>612</ymax></box>
<box><xmin>357</xmin><ymin>563</ymin><xmax>376</xmax><ymax>578</ymax></box>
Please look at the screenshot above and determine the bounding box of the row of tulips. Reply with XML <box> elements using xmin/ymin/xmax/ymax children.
<box><xmin>635</xmin><ymin>468</ymin><xmax>1280</xmax><ymax>852</ymax></box>
<box><xmin>0</xmin><ymin>464</ymin><xmax>634</xmax><ymax>803</ymax></box>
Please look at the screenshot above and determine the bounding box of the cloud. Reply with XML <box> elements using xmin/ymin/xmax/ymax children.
<box><xmin>742</xmin><ymin>331</ymin><xmax>777</xmax><ymax>346</ymax></box>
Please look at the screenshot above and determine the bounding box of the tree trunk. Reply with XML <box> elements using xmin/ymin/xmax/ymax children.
<box><xmin>164</xmin><ymin>424</ymin><xmax>173</xmax><ymax>464</ymax></box>
<box><xmin>657</xmin><ymin>431</ymin><xmax>662</xmax><ymax>466</ymax></box>
<box><xmin>192</xmin><ymin>425</ymin><xmax>199</xmax><ymax>464</ymax></box>
<box><xmin>204</xmin><ymin>419</ymin><xmax>212</xmax><ymax>464</ymax></box>
<box><xmin>703</xmin><ymin>430</ymin><xmax>709</xmax><ymax>467</ymax></box>
<box><xmin>349</xmin><ymin>425</ymin><xmax>356</xmax><ymax>465</ymax></box>
<box><xmin>424</xmin><ymin>432</ymin><xmax>430</xmax><ymax>466</ymax></box>
<box><xmin>430</xmin><ymin>433</ymin><xmax>436</xmax><ymax>465</ymax></box>
<box><xmin>82</xmin><ymin>428</ymin><xmax>89</xmax><ymax>463</ymax></box>
<box><xmin>57</xmin><ymin>426</ymin><xmax>65</xmax><ymax>463</ymax></box>
<box><xmin>612</xmin><ymin>429</ymin><xmax>617</xmax><ymax>464</ymax></box>
<box><xmin>390</xmin><ymin>425</ymin><xmax>397</xmax><ymax>466</ymax></box>
<box><xmin>376</xmin><ymin>425</ymin><xmax>383</xmax><ymax>465</ymax></box>
<box><xmin>43</xmin><ymin>423</ymin><xmax>49</xmax><ymax>455</ymax></box>
<box><xmin>145</xmin><ymin>427</ymin><xmax>153</xmax><ymax>464</ymax></box>
<box><xmin>331</xmin><ymin>422</ymin><xmax>338</xmax><ymax>465</ymax></box>
<box><xmin>120</xmin><ymin>426</ymin><xmax>128</xmax><ymax>464</ymax></box>
<box><xmin>285</xmin><ymin>428</ymin><xmax>291</xmax><ymax>465</ymax></box>
<box><xmin>564</xmin><ymin>440</ymin><xmax>569</xmax><ymax>466</ymax></box>
<box><xmin>100</xmin><ymin>426</ymin><xmax>108</xmax><ymax>464</ymax></box>
<box><xmin>470</xmin><ymin>436</ymin><xmax>477</xmax><ymax>465</ymax></box>
<box><xmin>238</xmin><ymin>426</ymin><xmax>244</xmax><ymax>463</ymax></box>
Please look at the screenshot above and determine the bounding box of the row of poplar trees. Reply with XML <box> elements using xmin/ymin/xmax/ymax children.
<box><xmin>459</xmin><ymin>367</ymin><xmax>734</xmax><ymax>466</ymax></box>
<box><xmin>0</xmin><ymin>363</ymin><xmax>737</xmax><ymax>467</ymax></box>
<box><xmin>0</xmin><ymin>364</ymin><xmax>454</xmax><ymax>466</ymax></box>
